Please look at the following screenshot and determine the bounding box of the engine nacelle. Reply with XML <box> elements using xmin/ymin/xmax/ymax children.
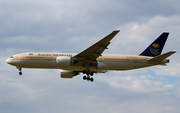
<box><xmin>56</xmin><ymin>56</ymin><xmax>74</xmax><ymax>67</ymax></box>
<box><xmin>97</xmin><ymin>62</ymin><xmax>108</xmax><ymax>70</ymax></box>
<box><xmin>60</xmin><ymin>70</ymin><xmax>77</xmax><ymax>78</ymax></box>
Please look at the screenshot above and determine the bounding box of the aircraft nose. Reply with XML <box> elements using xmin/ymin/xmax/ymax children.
<box><xmin>6</xmin><ymin>58</ymin><xmax>12</xmax><ymax>64</ymax></box>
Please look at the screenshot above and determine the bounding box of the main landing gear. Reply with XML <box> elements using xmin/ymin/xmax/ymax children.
<box><xmin>82</xmin><ymin>70</ymin><xmax>94</xmax><ymax>82</ymax></box>
<box><xmin>16</xmin><ymin>67</ymin><xmax>22</xmax><ymax>75</ymax></box>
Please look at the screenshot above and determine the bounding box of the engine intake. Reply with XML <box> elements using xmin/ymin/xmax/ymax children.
<box><xmin>56</xmin><ymin>56</ymin><xmax>74</xmax><ymax>67</ymax></box>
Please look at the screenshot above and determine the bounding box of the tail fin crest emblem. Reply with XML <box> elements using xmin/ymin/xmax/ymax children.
<box><xmin>150</xmin><ymin>43</ymin><xmax>160</xmax><ymax>55</ymax></box>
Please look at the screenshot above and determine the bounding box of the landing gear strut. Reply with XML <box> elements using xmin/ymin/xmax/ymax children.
<box><xmin>82</xmin><ymin>70</ymin><xmax>94</xmax><ymax>82</ymax></box>
<box><xmin>16</xmin><ymin>67</ymin><xmax>22</xmax><ymax>75</ymax></box>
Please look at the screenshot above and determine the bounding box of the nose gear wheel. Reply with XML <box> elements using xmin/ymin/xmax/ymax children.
<box><xmin>16</xmin><ymin>67</ymin><xmax>22</xmax><ymax>75</ymax></box>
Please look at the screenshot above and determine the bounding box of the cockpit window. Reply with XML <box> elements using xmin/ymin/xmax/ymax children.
<box><xmin>10</xmin><ymin>56</ymin><xmax>13</xmax><ymax>58</ymax></box>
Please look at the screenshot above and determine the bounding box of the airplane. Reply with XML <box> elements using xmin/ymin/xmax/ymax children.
<box><xmin>6</xmin><ymin>30</ymin><xmax>176</xmax><ymax>82</ymax></box>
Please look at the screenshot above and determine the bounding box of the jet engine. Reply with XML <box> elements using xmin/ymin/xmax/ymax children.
<box><xmin>56</xmin><ymin>56</ymin><xmax>74</xmax><ymax>67</ymax></box>
<box><xmin>60</xmin><ymin>70</ymin><xmax>78</xmax><ymax>78</ymax></box>
<box><xmin>97</xmin><ymin>62</ymin><xmax>108</xmax><ymax>69</ymax></box>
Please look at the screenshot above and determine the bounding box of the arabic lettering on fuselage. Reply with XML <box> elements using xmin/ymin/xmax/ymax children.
<box><xmin>38</xmin><ymin>53</ymin><xmax>72</xmax><ymax>57</ymax></box>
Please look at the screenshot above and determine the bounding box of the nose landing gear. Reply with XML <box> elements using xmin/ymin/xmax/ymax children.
<box><xmin>16</xmin><ymin>67</ymin><xmax>22</xmax><ymax>75</ymax></box>
<box><xmin>19</xmin><ymin>72</ymin><xmax>22</xmax><ymax>75</ymax></box>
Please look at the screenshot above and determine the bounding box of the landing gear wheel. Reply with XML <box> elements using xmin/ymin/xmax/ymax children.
<box><xmin>83</xmin><ymin>76</ymin><xmax>94</xmax><ymax>82</ymax></box>
<box><xmin>90</xmin><ymin>78</ymin><xmax>94</xmax><ymax>82</ymax></box>
<box><xmin>90</xmin><ymin>72</ymin><xmax>93</xmax><ymax>76</ymax></box>
<box><xmin>17</xmin><ymin>67</ymin><xmax>22</xmax><ymax>75</ymax></box>
<box><xmin>19</xmin><ymin>72</ymin><xmax>22</xmax><ymax>75</ymax></box>
<box><xmin>87</xmin><ymin>76</ymin><xmax>90</xmax><ymax>81</ymax></box>
<box><xmin>82</xmin><ymin>69</ymin><xmax>94</xmax><ymax>82</ymax></box>
<box><xmin>83</xmin><ymin>70</ymin><xmax>86</xmax><ymax>74</ymax></box>
<box><xmin>83</xmin><ymin>76</ymin><xmax>87</xmax><ymax>80</ymax></box>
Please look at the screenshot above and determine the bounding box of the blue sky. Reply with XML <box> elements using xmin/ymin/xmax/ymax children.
<box><xmin>1</xmin><ymin>0</ymin><xmax>180</xmax><ymax>113</ymax></box>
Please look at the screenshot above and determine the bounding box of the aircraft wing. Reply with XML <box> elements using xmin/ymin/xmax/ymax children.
<box><xmin>74</xmin><ymin>30</ymin><xmax>120</xmax><ymax>60</ymax></box>
<box><xmin>73</xmin><ymin>30</ymin><xmax>120</xmax><ymax>69</ymax></box>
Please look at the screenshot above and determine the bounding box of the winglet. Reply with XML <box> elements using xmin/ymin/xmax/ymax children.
<box><xmin>140</xmin><ymin>32</ymin><xmax>169</xmax><ymax>57</ymax></box>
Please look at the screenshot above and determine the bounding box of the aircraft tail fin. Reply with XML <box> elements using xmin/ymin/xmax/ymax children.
<box><xmin>147</xmin><ymin>51</ymin><xmax>176</xmax><ymax>62</ymax></box>
<box><xmin>140</xmin><ymin>33</ymin><xmax>169</xmax><ymax>57</ymax></box>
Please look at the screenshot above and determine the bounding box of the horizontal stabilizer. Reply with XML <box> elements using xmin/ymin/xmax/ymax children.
<box><xmin>147</xmin><ymin>51</ymin><xmax>176</xmax><ymax>62</ymax></box>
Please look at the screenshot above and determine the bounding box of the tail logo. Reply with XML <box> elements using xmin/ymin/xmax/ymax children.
<box><xmin>150</xmin><ymin>43</ymin><xmax>160</xmax><ymax>55</ymax></box>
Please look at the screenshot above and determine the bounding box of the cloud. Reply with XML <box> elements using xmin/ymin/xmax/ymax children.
<box><xmin>98</xmin><ymin>74</ymin><xmax>176</xmax><ymax>92</ymax></box>
<box><xmin>1</xmin><ymin>0</ymin><xmax>180</xmax><ymax>113</ymax></box>
<box><xmin>1</xmin><ymin>70</ymin><xmax>180</xmax><ymax>113</ymax></box>
<box><xmin>107</xmin><ymin>15</ymin><xmax>180</xmax><ymax>54</ymax></box>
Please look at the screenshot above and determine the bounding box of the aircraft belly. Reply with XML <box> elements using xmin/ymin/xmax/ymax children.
<box><xmin>60</xmin><ymin>66</ymin><xmax>86</xmax><ymax>71</ymax></box>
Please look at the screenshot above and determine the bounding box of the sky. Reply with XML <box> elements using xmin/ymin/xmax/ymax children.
<box><xmin>0</xmin><ymin>0</ymin><xmax>180</xmax><ymax>113</ymax></box>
